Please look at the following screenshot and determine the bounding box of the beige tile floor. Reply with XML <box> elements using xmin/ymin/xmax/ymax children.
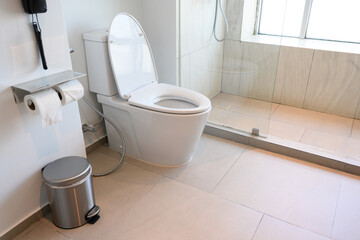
<box><xmin>209</xmin><ymin>93</ymin><xmax>360</xmax><ymax>162</ymax></box>
<box><xmin>14</xmin><ymin>134</ymin><xmax>360</xmax><ymax>240</ymax></box>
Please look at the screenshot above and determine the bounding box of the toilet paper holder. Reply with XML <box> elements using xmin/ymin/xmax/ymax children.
<box><xmin>12</xmin><ymin>70</ymin><xmax>86</xmax><ymax>104</ymax></box>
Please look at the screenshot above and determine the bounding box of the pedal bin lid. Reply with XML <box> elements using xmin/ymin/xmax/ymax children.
<box><xmin>42</xmin><ymin>156</ymin><xmax>91</xmax><ymax>187</ymax></box>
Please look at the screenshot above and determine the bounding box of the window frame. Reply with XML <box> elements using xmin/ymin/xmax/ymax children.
<box><xmin>257</xmin><ymin>0</ymin><xmax>314</xmax><ymax>39</ymax></box>
<box><xmin>246</xmin><ymin>0</ymin><xmax>360</xmax><ymax>55</ymax></box>
<box><xmin>299</xmin><ymin>0</ymin><xmax>313</xmax><ymax>38</ymax></box>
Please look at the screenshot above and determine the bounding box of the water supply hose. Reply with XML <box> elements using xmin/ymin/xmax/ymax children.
<box><xmin>82</xmin><ymin>96</ymin><xmax>126</xmax><ymax>177</ymax></box>
<box><xmin>213</xmin><ymin>0</ymin><xmax>229</xmax><ymax>42</ymax></box>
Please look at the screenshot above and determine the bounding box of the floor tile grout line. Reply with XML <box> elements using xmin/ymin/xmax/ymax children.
<box><xmin>124</xmin><ymin>136</ymin><xmax>252</xmax><ymax>196</ymax></box>
<box><xmin>153</xmin><ymin>173</ymin><xmax>269</xmax><ymax>217</ymax></box>
<box><xmin>96</xmin><ymin>176</ymin><xmax>170</xmax><ymax>239</ymax></box>
<box><xmin>250</xmin><ymin>214</ymin><xmax>264</xmax><ymax>240</ymax></box>
<box><xmin>262</xmin><ymin>213</ymin><xmax>332</xmax><ymax>239</ymax></box>
<box><xmin>299</xmin><ymin>127</ymin><xmax>307</xmax><ymax>143</ymax></box>
<box><xmin>122</xmin><ymin>156</ymin><xmax>269</xmax><ymax>217</ymax></box>
<box><xmin>100</xmin><ymin>175</ymin><xmax>170</xmax><ymax>240</ymax></box>
<box><xmin>42</xmin><ymin>223</ymin><xmax>70</xmax><ymax>240</ymax></box>
<box><xmin>210</xmin><ymin>148</ymin><xmax>248</xmax><ymax>193</ymax></box>
<box><xmin>270</xmin><ymin>103</ymin><xmax>280</xmax><ymax>117</ymax></box>
<box><xmin>211</xmin><ymin>189</ymin><xmax>334</xmax><ymax>239</ymax></box>
<box><xmin>330</xmin><ymin>180</ymin><xmax>343</xmax><ymax>239</ymax></box>
<box><xmin>349</xmin><ymin>118</ymin><xmax>355</xmax><ymax>138</ymax></box>
<box><xmin>124</xmin><ymin>157</ymin><xmax>228</xmax><ymax>196</ymax></box>
<box><xmin>187</xmin><ymin>149</ymin><xmax>340</xmax><ymax>238</ymax></box>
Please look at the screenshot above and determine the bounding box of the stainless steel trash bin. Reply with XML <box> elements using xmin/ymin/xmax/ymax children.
<box><xmin>42</xmin><ymin>156</ymin><xmax>100</xmax><ymax>229</ymax></box>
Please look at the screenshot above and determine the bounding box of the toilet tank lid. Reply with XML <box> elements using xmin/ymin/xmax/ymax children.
<box><xmin>83</xmin><ymin>29</ymin><xmax>109</xmax><ymax>43</ymax></box>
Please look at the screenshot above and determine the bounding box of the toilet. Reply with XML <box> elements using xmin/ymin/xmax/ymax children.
<box><xmin>83</xmin><ymin>13</ymin><xmax>211</xmax><ymax>167</ymax></box>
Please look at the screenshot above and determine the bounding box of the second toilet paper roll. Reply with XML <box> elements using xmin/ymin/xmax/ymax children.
<box><xmin>53</xmin><ymin>79</ymin><xmax>84</xmax><ymax>106</ymax></box>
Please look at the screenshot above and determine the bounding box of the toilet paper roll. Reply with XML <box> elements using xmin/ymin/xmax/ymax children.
<box><xmin>53</xmin><ymin>79</ymin><xmax>84</xmax><ymax>106</ymax></box>
<box><xmin>24</xmin><ymin>88</ymin><xmax>62</xmax><ymax>127</ymax></box>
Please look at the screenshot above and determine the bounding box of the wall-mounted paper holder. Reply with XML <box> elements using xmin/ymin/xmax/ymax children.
<box><xmin>12</xmin><ymin>70</ymin><xmax>86</xmax><ymax>104</ymax></box>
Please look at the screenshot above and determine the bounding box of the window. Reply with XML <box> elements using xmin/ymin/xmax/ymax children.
<box><xmin>258</xmin><ymin>0</ymin><xmax>360</xmax><ymax>44</ymax></box>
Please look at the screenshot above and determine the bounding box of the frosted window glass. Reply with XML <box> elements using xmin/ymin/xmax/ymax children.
<box><xmin>307</xmin><ymin>0</ymin><xmax>360</xmax><ymax>43</ymax></box>
<box><xmin>259</xmin><ymin>0</ymin><xmax>306</xmax><ymax>37</ymax></box>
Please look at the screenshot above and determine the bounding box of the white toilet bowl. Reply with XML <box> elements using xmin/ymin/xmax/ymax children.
<box><xmin>83</xmin><ymin>13</ymin><xmax>211</xmax><ymax>166</ymax></box>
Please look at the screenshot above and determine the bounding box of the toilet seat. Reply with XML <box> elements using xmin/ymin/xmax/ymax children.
<box><xmin>129</xmin><ymin>83</ymin><xmax>211</xmax><ymax>114</ymax></box>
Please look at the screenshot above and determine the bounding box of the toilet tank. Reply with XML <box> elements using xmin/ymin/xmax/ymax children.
<box><xmin>83</xmin><ymin>29</ymin><xmax>118</xmax><ymax>96</ymax></box>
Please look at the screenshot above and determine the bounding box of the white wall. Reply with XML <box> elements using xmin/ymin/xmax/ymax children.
<box><xmin>61</xmin><ymin>0</ymin><xmax>144</xmax><ymax>147</ymax></box>
<box><xmin>141</xmin><ymin>0</ymin><xmax>179</xmax><ymax>86</ymax></box>
<box><xmin>0</xmin><ymin>0</ymin><xmax>85</xmax><ymax>236</ymax></box>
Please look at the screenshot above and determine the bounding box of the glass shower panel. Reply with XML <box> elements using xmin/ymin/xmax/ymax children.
<box><xmin>179</xmin><ymin>0</ymin><xmax>283</xmax><ymax>138</ymax></box>
<box><xmin>209</xmin><ymin>40</ymin><xmax>281</xmax><ymax>137</ymax></box>
<box><xmin>207</xmin><ymin>0</ymin><xmax>284</xmax><ymax>137</ymax></box>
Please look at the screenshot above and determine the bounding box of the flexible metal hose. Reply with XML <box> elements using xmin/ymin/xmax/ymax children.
<box><xmin>213</xmin><ymin>0</ymin><xmax>229</xmax><ymax>42</ymax></box>
<box><xmin>82</xmin><ymin>97</ymin><xmax>126</xmax><ymax>177</ymax></box>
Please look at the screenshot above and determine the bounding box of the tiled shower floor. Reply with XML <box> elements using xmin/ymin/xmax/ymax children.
<box><xmin>209</xmin><ymin>93</ymin><xmax>360</xmax><ymax>163</ymax></box>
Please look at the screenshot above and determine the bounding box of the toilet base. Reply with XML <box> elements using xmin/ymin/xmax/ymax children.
<box><xmin>99</xmin><ymin>95</ymin><xmax>210</xmax><ymax>167</ymax></box>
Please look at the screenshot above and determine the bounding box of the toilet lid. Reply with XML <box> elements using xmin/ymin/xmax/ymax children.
<box><xmin>108</xmin><ymin>13</ymin><xmax>158</xmax><ymax>99</ymax></box>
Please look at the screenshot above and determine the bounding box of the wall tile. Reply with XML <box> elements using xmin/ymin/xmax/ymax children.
<box><xmin>190</xmin><ymin>42</ymin><xmax>223</xmax><ymax>98</ymax></box>
<box><xmin>279</xmin><ymin>46</ymin><xmax>314</xmax><ymax>108</ymax></box>
<box><xmin>273</xmin><ymin>47</ymin><xmax>287</xmax><ymax>103</ymax></box>
<box><xmin>181</xmin><ymin>0</ymin><xmax>227</xmax><ymax>56</ymax></box>
<box><xmin>180</xmin><ymin>0</ymin><xmax>225</xmax><ymax>98</ymax></box>
<box><xmin>304</xmin><ymin>50</ymin><xmax>360</xmax><ymax>118</ymax></box>
<box><xmin>202</xmin><ymin>0</ymin><xmax>215</xmax><ymax>45</ymax></box>
<box><xmin>208</xmin><ymin>42</ymin><xmax>224</xmax><ymax>98</ymax></box>
<box><xmin>225</xmin><ymin>0</ymin><xmax>244</xmax><ymax>41</ymax></box>
<box><xmin>179</xmin><ymin>55</ymin><xmax>190</xmax><ymax>89</ymax></box>
<box><xmin>180</xmin><ymin>0</ymin><xmax>203</xmax><ymax>56</ymax></box>
<box><xmin>222</xmin><ymin>41</ymin><xmax>280</xmax><ymax>102</ymax></box>
<box><xmin>239</xmin><ymin>42</ymin><xmax>280</xmax><ymax>102</ymax></box>
<box><xmin>222</xmin><ymin>40</ymin><xmax>242</xmax><ymax>95</ymax></box>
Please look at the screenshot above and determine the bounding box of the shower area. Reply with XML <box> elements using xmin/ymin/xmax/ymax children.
<box><xmin>178</xmin><ymin>0</ymin><xmax>360</xmax><ymax>163</ymax></box>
